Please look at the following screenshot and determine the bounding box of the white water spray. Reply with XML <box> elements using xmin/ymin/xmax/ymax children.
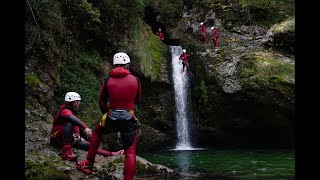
<box><xmin>170</xmin><ymin>46</ymin><xmax>193</xmax><ymax>150</ymax></box>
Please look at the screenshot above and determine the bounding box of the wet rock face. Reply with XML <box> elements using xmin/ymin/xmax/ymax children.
<box><xmin>177</xmin><ymin>6</ymin><xmax>295</xmax><ymax>148</ymax></box>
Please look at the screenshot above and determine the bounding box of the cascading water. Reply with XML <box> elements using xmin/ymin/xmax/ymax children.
<box><xmin>171</xmin><ymin>46</ymin><xmax>193</xmax><ymax>150</ymax></box>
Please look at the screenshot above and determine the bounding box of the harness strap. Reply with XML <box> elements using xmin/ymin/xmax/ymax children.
<box><xmin>50</xmin><ymin>131</ymin><xmax>59</xmax><ymax>139</ymax></box>
<box><xmin>101</xmin><ymin>109</ymin><xmax>135</xmax><ymax>127</ymax></box>
<box><xmin>49</xmin><ymin>107</ymin><xmax>68</xmax><ymax>139</ymax></box>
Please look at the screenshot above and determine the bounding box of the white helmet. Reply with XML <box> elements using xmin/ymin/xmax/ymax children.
<box><xmin>65</xmin><ymin>92</ymin><xmax>81</xmax><ymax>102</ymax></box>
<box><xmin>211</xmin><ymin>26</ymin><xmax>215</xmax><ymax>30</ymax></box>
<box><xmin>182</xmin><ymin>49</ymin><xmax>186</xmax><ymax>53</ymax></box>
<box><xmin>200</xmin><ymin>22</ymin><xmax>203</xmax><ymax>25</ymax></box>
<box><xmin>113</xmin><ymin>52</ymin><xmax>130</xmax><ymax>65</ymax></box>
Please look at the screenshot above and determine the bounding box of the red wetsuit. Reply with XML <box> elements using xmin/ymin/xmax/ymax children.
<box><xmin>156</xmin><ymin>31</ymin><xmax>164</xmax><ymax>41</ymax></box>
<box><xmin>198</xmin><ymin>24</ymin><xmax>208</xmax><ymax>43</ymax></box>
<box><xmin>211</xmin><ymin>28</ymin><xmax>219</xmax><ymax>48</ymax></box>
<box><xmin>87</xmin><ymin>66</ymin><xmax>142</xmax><ymax>180</ymax></box>
<box><xmin>50</xmin><ymin>104</ymin><xmax>116</xmax><ymax>157</ymax></box>
<box><xmin>50</xmin><ymin>104</ymin><xmax>87</xmax><ymax>145</ymax></box>
<box><xmin>179</xmin><ymin>53</ymin><xmax>192</xmax><ymax>71</ymax></box>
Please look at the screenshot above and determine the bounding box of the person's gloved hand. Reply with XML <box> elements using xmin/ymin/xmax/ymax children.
<box><xmin>85</xmin><ymin>128</ymin><xmax>92</xmax><ymax>138</ymax></box>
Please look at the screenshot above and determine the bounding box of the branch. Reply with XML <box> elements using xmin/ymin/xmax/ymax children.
<box><xmin>26</xmin><ymin>0</ymin><xmax>41</xmax><ymax>31</ymax></box>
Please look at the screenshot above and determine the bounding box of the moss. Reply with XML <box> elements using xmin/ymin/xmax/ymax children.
<box><xmin>107</xmin><ymin>156</ymin><xmax>125</xmax><ymax>169</ymax></box>
<box><xmin>267</xmin><ymin>17</ymin><xmax>295</xmax><ymax>54</ymax></box>
<box><xmin>25</xmin><ymin>74</ymin><xmax>44</xmax><ymax>92</ymax></box>
<box><xmin>268</xmin><ymin>17</ymin><xmax>295</xmax><ymax>34</ymax></box>
<box><xmin>237</xmin><ymin>51</ymin><xmax>295</xmax><ymax>108</ymax></box>
<box><xmin>131</xmin><ymin>17</ymin><xmax>167</xmax><ymax>82</ymax></box>
<box><xmin>25</xmin><ymin>160</ymin><xmax>70</xmax><ymax>180</ymax></box>
<box><xmin>238</xmin><ymin>52</ymin><xmax>294</xmax><ymax>92</ymax></box>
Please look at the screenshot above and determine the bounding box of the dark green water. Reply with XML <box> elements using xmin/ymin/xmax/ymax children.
<box><xmin>138</xmin><ymin>148</ymin><xmax>295</xmax><ymax>179</ymax></box>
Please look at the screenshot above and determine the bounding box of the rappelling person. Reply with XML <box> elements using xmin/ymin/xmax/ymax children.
<box><xmin>179</xmin><ymin>49</ymin><xmax>193</xmax><ymax>76</ymax></box>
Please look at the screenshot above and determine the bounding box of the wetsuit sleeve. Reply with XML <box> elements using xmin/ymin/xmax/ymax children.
<box><xmin>66</xmin><ymin>115</ymin><xmax>88</xmax><ymax>129</ymax></box>
<box><xmin>60</xmin><ymin>109</ymin><xmax>87</xmax><ymax>129</ymax></box>
<box><xmin>99</xmin><ymin>78</ymin><xmax>109</xmax><ymax>114</ymax></box>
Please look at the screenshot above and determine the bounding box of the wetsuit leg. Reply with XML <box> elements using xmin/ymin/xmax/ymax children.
<box><xmin>123</xmin><ymin>130</ymin><xmax>138</xmax><ymax>180</ymax></box>
<box><xmin>182</xmin><ymin>62</ymin><xmax>186</xmax><ymax>71</ymax></box>
<box><xmin>215</xmin><ymin>37</ymin><xmax>218</xmax><ymax>48</ymax></box>
<box><xmin>62</xmin><ymin>122</ymin><xmax>74</xmax><ymax>151</ymax></box>
<box><xmin>73</xmin><ymin>140</ymin><xmax>90</xmax><ymax>151</ymax></box>
<box><xmin>120</xmin><ymin>120</ymin><xmax>138</xmax><ymax>180</ymax></box>
<box><xmin>86</xmin><ymin>124</ymin><xmax>104</xmax><ymax>162</ymax></box>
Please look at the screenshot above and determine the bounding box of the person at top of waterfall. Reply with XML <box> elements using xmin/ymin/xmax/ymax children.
<box><xmin>179</xmin><ymin>49</ymin><xmax>193</xmax><ymax>76</ymax></box>
<box><xmin>49</xmin><ymin>92</ymin><xmax>124</xmax><ymax>162</ymax></box>
<box><xmin>211</xmin><ymin>26</ymin><xmax>219</xmax><ymax>49</ymax></box>
<box><xmin>76</xmin><ymin>52</ymin><xmax>142</xmax><ymax>180</ymax></box>
<box><xmin>198</xmin><ymin>22</ymin><xmax>208</xmax><ymax>44</ymax></box>
<box><xmin>156</xmin><ymin>28</ymin><xmax>164</xmax><ymax>41</ymax></box>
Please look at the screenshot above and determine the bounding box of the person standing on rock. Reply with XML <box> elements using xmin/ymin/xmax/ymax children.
<box><xmin>198</xmin><ymin>22</ymin><xmax>208</xmax><ymax>44</ymax></box>
<box><xmin>76</xmin><ymin>52</ymin><xmax>142</xmax><ymax>180</ymax></box>
<box><xmin>211</xmin><ymin>26</ymin><xmax>219</xmax><ymax>49</ymax></box>
<box><xmin>49</xmin><ymin>92</ymin><xmax>124</xmax><ymax>161</ymax></box>
<box><xmin>156</xmin><ymin>28</ymin><xmax>164</xmax><ymax>41</ymax></box>
<box><xmin>179</xmin><ymin>49</ymin><xmax>193</xmax><ymax>76</ymax></box>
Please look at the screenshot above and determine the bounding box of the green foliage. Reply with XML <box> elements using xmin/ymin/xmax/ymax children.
<box><xmin>128</xmin><ymin>0</ymin><xmax>148</xmax><ymax>15</ymax></box>
<box><xmin>131</xmin><ymin>18</ymin><xmax>167</xmax><ymax>82</ymax></box>
<box><xmin>79</xmin><ymin>0</ymin><xmax>101</xmax><ymax>23</ymax></box>
<box><xmin>238</xmin><ymin>0</ymin><xmax>294</xmax><ymax>28</ymax></box>
<box><xmin>149</xmin><ymin>0</ymin><xmax>184</xmax><ymax>26</ymax></box>
<box><xmin>25</xmin><ymin>0</ymin><xmax>67</xmax><ymax>55</ymax></box>
<box><xmin>25</xmin><ymin>160</ymin><xmax>70</xmax><ymax>180</ymax></box>
<box><xmin>190</xmin><ymin>0</ymin><xmax>295</xmax><ymax>29</ymax></box>
<box><xmin>56</xmin><ymin>50</ymin><xmax>108</xmax><ymax>126</ymax></box>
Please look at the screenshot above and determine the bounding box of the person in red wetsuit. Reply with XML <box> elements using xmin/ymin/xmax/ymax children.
<box><xmin>197</xmin><ymin>22</ymin><xmax>208</xmax><ymax>44</ymax></box>
<box><xmin>211</xmin><ymin>26</ymin><xmax>219</xmax><ymax>49</ymax></box>
<box><xmin>76</xmin><ymin>52</ymin><xmax>142</xmax><ymax>180</ymax></box>
<box><xmin>156</xmin><ymin>28</ymin><xmax>164</xmax><ymax>41</ymax></box>
<box><xmin>179</xmin><ymin>49</ymin><xmax>193</xmax><ymax>76</ymax></box>
<box><xmin>50</xmin><ymin>92</ymin><xmax>124</xmax><ymax>161</ymax></box>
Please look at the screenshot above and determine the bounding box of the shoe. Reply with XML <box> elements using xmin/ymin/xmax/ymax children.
<box><xmin>59</xmin><ymin>149</ymin><xmax>78</xmax><ymax>161</ymax></box>
<box><xmin>75</xmin><ymin>159</ymin><xmax>94</xmax><ymax>174</ymax></box>
<box><xmin>186</xmin><ymin>72</ymin><xmax>189</xmax><ymax>77</ymax></box>
<box><xmin>111</xmin><ymin>149</ymin><xmax>124</xmax><ymax>156</ymax></box>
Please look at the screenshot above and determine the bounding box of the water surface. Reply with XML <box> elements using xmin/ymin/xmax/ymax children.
<box><xmin>139</xmin><ymin>148</ymin><xmax>295</xmax><ymax>179</ymax></box>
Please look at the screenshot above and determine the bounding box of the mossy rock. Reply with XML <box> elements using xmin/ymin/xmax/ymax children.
<box><xmin>25</xmin><ymin>160</ymin><xmax>70</xmax><ymax>180</ymax></box>
<box><xmin>265</xmin><ymin>17</ymin><xmax>295</xmax><ymax>54</ymax></box>
<box><xmin>237</xmin><ymin>51</ymin><xmax>294</xmax><ymax>109</ymax></box>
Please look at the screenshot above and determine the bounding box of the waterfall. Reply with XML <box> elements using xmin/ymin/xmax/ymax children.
<box><xmin>170</xmin><ymin>46</ymin><xmax>193</xmax><ymax>150</ymax></box>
